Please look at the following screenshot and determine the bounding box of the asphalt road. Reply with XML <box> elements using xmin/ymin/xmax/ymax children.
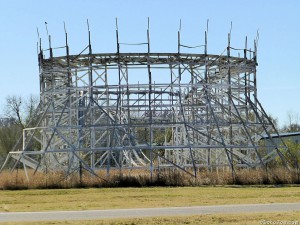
<box><xmin>0</xmin><ymin>203</ymin><xmax>300</xmax><ymax>222</ymax></box>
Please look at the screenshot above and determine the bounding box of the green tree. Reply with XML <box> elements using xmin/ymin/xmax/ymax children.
<box><xmin>263</xmin><ymin>114</ymin><xmax>280</xmax><ymax>134</ymax></box>
<box><xmin>0</xmin><ymin>123</ymin><xmax>21</xmax><ymax>162</ymax></box>
<box><xmin>284</xmin><ymin>140</ymin><xmax>300</xmax><ymax>167</ymax></box>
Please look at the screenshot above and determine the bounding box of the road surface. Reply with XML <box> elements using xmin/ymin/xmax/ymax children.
<box><xmin>0</xmin><ymin>203</ymin><xmax>300</xmax><ymax>222</ymax></box>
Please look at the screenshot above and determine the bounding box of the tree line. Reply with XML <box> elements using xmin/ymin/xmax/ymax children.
<box><xmin>0</xmin><ymin>95</ymin><xmax>39</xmax><ymax>164</ymax></box>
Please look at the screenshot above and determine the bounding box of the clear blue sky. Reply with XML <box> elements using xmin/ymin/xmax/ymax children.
<box><xmin>0</xmin><ymin>0</ymin><xmax>299</xmax><ymax>127</ymax></box>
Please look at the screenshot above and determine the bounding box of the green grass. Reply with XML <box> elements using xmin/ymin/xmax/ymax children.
<box><xmin>0</xmin><ymin>186</ymin><xmax>300</xmax><ymax>212</ymax></box>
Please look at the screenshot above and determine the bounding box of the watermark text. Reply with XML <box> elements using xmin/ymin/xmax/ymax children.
<box><xmin>260</xmin><ymin>220</ymin><xmax>299</xmax><ymax>225</ymax></box>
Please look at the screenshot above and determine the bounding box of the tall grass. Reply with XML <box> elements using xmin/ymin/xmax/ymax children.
<box><xmin>0</xmin><ymin>167</ymin><xmax>299</xmax><ymax>190</ymax></box>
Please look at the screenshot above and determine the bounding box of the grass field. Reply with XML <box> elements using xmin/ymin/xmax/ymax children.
<box><xmin>1</xmin><ymin>186</ymin><xmax>299</xmax><ymax>224</ymax></box>
<box><xmin>0</xmin><ymin>186</ymin><xmax>300</xmax><ymax>212</ymax></box>
<box><xmin>1</xmin><ymin>212</ymin><xmax>300</xmax><ymax>225</ymax></box>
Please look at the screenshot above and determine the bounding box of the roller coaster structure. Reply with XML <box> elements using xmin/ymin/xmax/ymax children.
<box><xmin>0</xmin><ymin>20</ymin><xmax>289</xmax><ymax>179</ymax></box>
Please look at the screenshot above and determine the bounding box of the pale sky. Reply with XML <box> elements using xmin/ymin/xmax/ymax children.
<box><xmin>0</xmin><ymin>0</ymin><xmax>299</xmax><ymax>127</ymax></box>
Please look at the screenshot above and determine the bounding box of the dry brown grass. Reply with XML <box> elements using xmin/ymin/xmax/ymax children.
<box><xmin>2</xmin><ymin>211</ymin><xmax>300</xmax><ymax>225</ymax></box>
<box><xmin>0</xmin><ymin>186</ymin><xmax>300</xmax><ymax>212</ymax></box>
<box><xmin>0</xmin><ymin>167</ymin><xmax>299</xmax><ymax>190</ymax></box>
